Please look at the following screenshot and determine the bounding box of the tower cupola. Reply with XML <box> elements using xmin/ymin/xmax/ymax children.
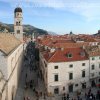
<box><xmin>14</xmin><ymin>7</ymin><xmax>22</xmax><ymax>13</ymax></box>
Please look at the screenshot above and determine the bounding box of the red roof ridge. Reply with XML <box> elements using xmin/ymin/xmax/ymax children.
<box><xmin>47</xmin><ymin>48</ymin><xmax>88</xmax><ymax>62</ymax></box>
<box><xmin>48</xmin><ymin>50</ymin><xmax>58</xmax><ymax>62</ymax></box>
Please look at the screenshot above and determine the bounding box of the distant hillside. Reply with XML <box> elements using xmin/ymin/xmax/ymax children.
<box><xmin>48</xmin><ymin>31</ymin><xmax>57</xmax><ymax>35</ymax></box>
<box><xmin>0</xmin><ymin>22</ymin><xmax>48</xmax><ymax>35</ymax></box>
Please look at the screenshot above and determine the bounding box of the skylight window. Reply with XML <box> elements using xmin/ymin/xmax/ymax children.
<box><xmin>80</xmin><ymin>52</ymin><xmax>85</xmax><ymax>57</ymax></box>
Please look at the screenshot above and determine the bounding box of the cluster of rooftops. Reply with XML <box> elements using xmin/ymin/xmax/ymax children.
<box><xmin>37</xmin><ymin>34</ymin><xmax>100</xmax><ymax>62</ymax></box>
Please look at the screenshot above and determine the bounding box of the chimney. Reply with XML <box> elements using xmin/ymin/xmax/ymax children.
<box><xmin>82</xmin><ymin>45</ymin><xmax>85</xmax><ymax>49</ymax></box>
<box><xmin>50</xmin><ymin>48</ymin><xmax>55</xmax><ymax>53</ymax></box>
<box><xmin>98</xmin><ymin>45</ymin><xmax>100</xmax><ymax>49</ymax></box>
<box><xmin>61</xmin><ymin>48</ymin><xmax>64</xmax><ymax>51</ymax></box>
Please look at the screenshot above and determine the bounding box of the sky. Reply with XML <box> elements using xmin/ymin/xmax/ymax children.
<box><xmin>0</xmin><ymin>0</ymin><xmax>100</xmax><ymax>34</ymax></box>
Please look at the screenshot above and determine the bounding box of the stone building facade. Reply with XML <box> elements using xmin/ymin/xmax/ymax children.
<box><xmin>0</xmin><ymin>7</ymin><xmax>24</xmax><ymax>100</ymax></box>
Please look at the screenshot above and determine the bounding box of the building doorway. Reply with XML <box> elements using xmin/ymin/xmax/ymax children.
<box><xmin>54</xmin><ymin>87</ymin><xmax>59</xmax><ymax>94</ymax></box>
<box><xmin>68</xmin><ymin>84</ymin><xmax>73</xmax><ymax>93</ymax></box>
<box><xmin>91</xmin><ymin>80</ymin><xmax>96</xmax><ymax>87</ymax></box>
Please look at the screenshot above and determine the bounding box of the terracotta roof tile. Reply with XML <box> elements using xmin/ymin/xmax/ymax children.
<box><xmin>43</xmin><ymin>48</ymin><xmax>88</xmax><ymax>62</ymax></box>
<box><xmin>48</xmin><ymin>42</ymin><xmax>89</xmax><ymax>48</ymax></box>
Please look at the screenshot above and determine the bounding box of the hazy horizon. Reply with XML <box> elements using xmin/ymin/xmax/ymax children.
<box><xmin>0</xmin><ymin>0</ymin><xmax>100</xmax><ymax>34</ymax></box>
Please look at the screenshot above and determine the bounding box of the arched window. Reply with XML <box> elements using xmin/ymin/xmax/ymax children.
<box><xmin>16</xmin><ymin>22</ymin><xmax>18</xmax><ymax>26</ymax></box>
<box><xmin>19</xmin><ymin>21</ymin><xmax>20</xmax><ymax>25</ymax></box>
<box><xmin>17</xmin><ymin>13</ymin><xmax>19</xmax><ymax>16</ymax></box>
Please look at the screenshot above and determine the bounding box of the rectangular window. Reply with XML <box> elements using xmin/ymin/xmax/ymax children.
<box><xmin>19</xmin><ymin>21</ymin><xmax>20</xmax><ymax>25</ymax></box>
<box><xmin>54</xmin><ymin>88</ymin><xmax>59</xmax><ymax>94</ymax></box>
<box><xmin>54</xmin><ymin>66</ymin><xmax>58</xmax><ymax>69</ymax></box>
<box><xmin>82</xmin><ymin>70</ymin><xmax>85</xmax><ymax>78</ymax></box>
<box><xmin>69</xmin><ymin>64</ymin><xmax>73</xmax><ymax>68</ymax></box>
<box><xmin>82</xmin><ymin>63</ymin><xmax>85</xmax><ymax>66</ymax></box>
<box><xmin>63</xmin><ymin>87</ymin><xmax>65</xmax><ymax>90</ymax></box>
<box><xmin>99</xmin><ymin>79</ymin><xmax>100</xmax><ymax>82</ymax></box>
<box><xmin>75</xmin><ymin>84</ymin><xmax>78</xmax><ymax>87</ymax></box>
<box><xmin>91</xmin><ymin>65</ymin><xmax>95</xmax><ymax>70</ymax></box>
<box><xmin>91</xmin><ymin>73</ymin><xmax>94</xmax><ymax>77</ymax></box>
<box><xmin>99</xmin><ymin>64</ymin><xmax>100</xmax><ymax>68</ymax></box>
<box><xmin>54</xmin><ymin>74</ymin><xmax>58</xmax><ymax>81</ymax></box>
<box><xmin>92</xmin><ymin>57</ymin><xmax>95</xmax><ymax>60</ymax></box>
<box><xmin>68</xmin><ymin>84</ymin><xmax>73</xmax><ymax>92</ymax></box>
<box><xmin>69</xmin><ymin>73</ymin><xmax>73</xmax><ymax>80</ymax></box>
<box><xmin>17</xmin><ymin>30</ymin><xmax>20</xmax><ymax>34</ymax></box>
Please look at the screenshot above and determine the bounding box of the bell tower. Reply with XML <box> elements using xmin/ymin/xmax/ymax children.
<box><xmin>14</xmin><ymin>7</ymin><xmax>23</xmax><ymax>41</ymax></box>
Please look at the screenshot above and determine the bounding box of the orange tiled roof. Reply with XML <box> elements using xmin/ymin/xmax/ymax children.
<box><xmin>48</xmin><ymin>42</ymin><xmax>89</xmax><ymax>48</ymax></box>
<box><xmin>43</xmin><ymin>48</ymin><xmax>88</xmax><ymax>62</ymax></box>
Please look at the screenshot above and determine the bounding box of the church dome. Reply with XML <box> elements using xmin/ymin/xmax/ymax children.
<box><xmin>14</xmin><ymin>7</ymin><xmax>22</xmax><ymax>13</ymax></box>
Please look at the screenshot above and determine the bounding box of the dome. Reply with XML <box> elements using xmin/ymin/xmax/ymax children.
<box><xmin>14</xmin><ymin>7</ymin><xmax>22</xmax><ymax>13</ymax></box>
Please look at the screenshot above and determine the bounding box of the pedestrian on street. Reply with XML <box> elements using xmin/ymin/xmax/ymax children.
<box><xmin>24</xmin><ymin>85</ymin><xmax>27</xmax><ymax>90</ymax></box>
<box><xmin>36</xmin><ymin>97</ymin><xmax>39</xmax><ymax>100</ymax></box>
<box><xmin>33</xmin><ymin>87</ymin><xmax>35</xmax><ymax>92</ymax></box>
<box><xmin>27</xmin><ymin>97</ymin><xmax>30</xmax><ymax>100</ymax></box>
<box><xmin>44</xmin><ymin>93</ymin><xmax>46</xmax><ymax>99</ymax></box>
<box><xmin>24</xmin><ymin>96</ymin><xmax>26</xmax><ymax>100</ymax></box>
<box><xmin>32</xmin><ymin>80</ymin><xmax>34</xmax><ymax>84</ymax></box>
<box><xmin>26</xmin><ymin>73</ymin><xmax>27</xmax><ymax>78</ymax></box>
<box><xmin>85</xmin><ymin>92</ymin><xmax>87</xmax><ymax>98</ymax></box>
<box><xmin>67</xmin><ymin>93</ymin><xmax>69</xmax><ymax>100</ymax></box>
<box><xmin>93</xmin><ymin>95</ymin><xmax>96</xmax><ymax>100</ymax></box>
<box><xmin>35</xmin><ymin>90</ymin><xmax>38</xmax><ymax>96</ymax></box>
<box><xmin>40</xmin><ymin>91</ymin><xmax>42</xmax><ymax>97</ymax></box>
<box><xmin>88</xmin><ymin>88</ymin><xmax>91</xmax><ymax>95</ymax></box>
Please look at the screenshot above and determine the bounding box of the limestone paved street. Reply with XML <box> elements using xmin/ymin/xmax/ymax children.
<box><xmin>15</xmin><ymin>41</ymin><xmax>47</xmax><ymax>100</ymax></box>
<box><xmin>15</xmin><ymin>41</ymin><xmax>100</xmax><ymax>100</ymax></box>
<box><xmin>15</xmin><ymin>41</ymin><xmax>62</xmax><ymax>100</ymax></box>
